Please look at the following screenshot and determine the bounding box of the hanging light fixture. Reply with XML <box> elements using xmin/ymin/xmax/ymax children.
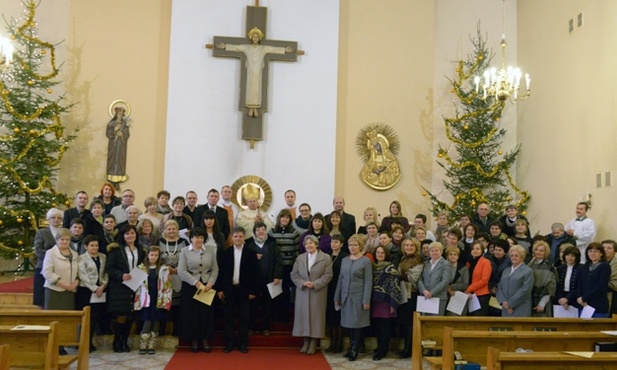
<box><xmin>0</xmin><ymin>35</ymin><xmax>14</xmax><ymax>67</ymax></box>
<box><xmin>474</xmin><ymin>0</ymin><xmax>530</xmax><ymax>102</ymax></box>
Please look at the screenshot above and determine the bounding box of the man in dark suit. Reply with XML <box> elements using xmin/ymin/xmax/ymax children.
<box><xmin>63</xmin><ymin>191</ymin><xmax>91</xmax><ymax>229</ymax></box>
<box><xmin>215</xmin><ymin>226</ymin><xmax>259</xmax><ymax>353</ymax></box>
<box><xmin>193</xmin><ymin>188</ymin><xmax>230</xmax><ymax>240</ymax></box>
<box><xmin>326</xmin><ymin>196</ymin><xmax>356</xmax><ymax>248</ymax></box>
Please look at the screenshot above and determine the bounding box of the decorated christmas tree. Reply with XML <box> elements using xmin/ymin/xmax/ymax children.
<box><xmin>0</xmin><ymin>1</ymin><xmax>76</xmax><ymax>267</ymax></box>
<box><xmin>423</xmin><ymin>28</ymin><xmax>529</xmax><ymax>221</ymax></box>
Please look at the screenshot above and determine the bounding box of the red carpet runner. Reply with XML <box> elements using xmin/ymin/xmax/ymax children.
<box><xmin>165</xmin><ymin>348</ymin><xmax>331</xmax><ymax>370</ymax></box>
<box><xmin>0</xmin><ymin>276</ymin><xmax>33</xmax><ymax>293</ymax></box>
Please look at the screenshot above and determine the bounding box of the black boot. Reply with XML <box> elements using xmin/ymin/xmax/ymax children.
<box><xmin>348</xmin><ymin>329</ymin><xmax>359</xmax><ymax>361</ymax></box>
<box><xmin>121</xmin><ymin>321</ymin><xmax>132</xmax><ymax>352</ymax></box>
<box><xmin>343</xmin><ymin>329</ymin><xmax>353</xmax><ymax>358</ymax></box>
<box><xmin>325</xmin><ymin>327</ymin><xmax>335</xmax><ymax>352</ymax></box>
<box><xmin>398</xmin><ymin>325</ymin><xmax>411</xmax><ymax>358</ymax></box>
<box><xmin>333</xmin><ymin>326</ymin><xmax>344</xmax><ymax>353</ymax></box>
<box><xmin>112</xmin><ymin>329</ymin><xmax>123</xmax><ymax>353</ymax></box>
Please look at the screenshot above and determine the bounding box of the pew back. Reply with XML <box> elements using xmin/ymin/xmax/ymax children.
<box><xmin>411</xmin><ymin>312</ymin><xmax>617</xmax><ymax>370</ymax></box>
<box><xmin>0</xmin><ymin>321</ymin><xmax>59</xmax><ymax>370</ymax></box>
<box><xmin>487</xmin><ymin>346</ymin><xmax>617</xmax><ymax>370</ymax></box>
<box><xmin>0</xmin><ymin>306</ymin><xmax>90</xmax><ymax>370</ymax></box>
<box><xmin>443</xmin><ymin>326</ymin><xmax>617</xmax><ymax>369</ymax></box>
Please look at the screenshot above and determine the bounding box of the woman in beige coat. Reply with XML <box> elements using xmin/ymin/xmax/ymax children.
<box><xmin>291</xmin><ymin>235</ymin><xmax>333</xmax><ymax>355</ymax></box>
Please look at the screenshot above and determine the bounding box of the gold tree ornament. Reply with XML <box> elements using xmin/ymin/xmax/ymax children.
<box><xmin>356</xmin><ymin>123</ymin><xmax>401</xmax><ymax>190</ymax></box>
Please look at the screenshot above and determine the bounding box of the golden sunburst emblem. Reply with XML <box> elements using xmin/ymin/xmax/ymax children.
<box><xmin>230</xmin><ymin>175</ymin><xmax>273</xmax><ymax>211</ymax></box>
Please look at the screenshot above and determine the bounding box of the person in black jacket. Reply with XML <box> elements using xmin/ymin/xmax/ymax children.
<box><xmin>105</xmin><ymin>225</ymin><xmax>146</xmax><ymax>353</ymax></box>
<box><xmin>245</xmin><ymin>222</ymin><xmax>283</xmax><ymax>336</ymax></box>
<box><xmin>215</xmin><ymin>227</ymin><xmax>259</xmax><ymax>353</ymax></box>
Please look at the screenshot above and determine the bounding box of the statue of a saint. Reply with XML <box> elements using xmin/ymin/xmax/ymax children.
<box><xmin>215</xmin><ymin>27</ymin><xmax>295</xmax><ymax>118</ymax></box>
<box><xmin>106</xmin><ymin>106</ymin><xmax>131</xmax><ymax>189</ymax></box>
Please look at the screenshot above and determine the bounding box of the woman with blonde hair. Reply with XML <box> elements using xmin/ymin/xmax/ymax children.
<box><xmin>357</xmin><ymin>207</ymin><xmax>380</xmax><ymax>234</ymax></box>
<box><xmin>528</xmin><ymin>241</ymin><xmax>557</xmax><ymax>317</ymax></box>
<box><xmin>497</xmin><ymin>245</ymin><xmax>534</xmax><ymax>317</ymax></box>
<box><xmin>335</xmin><ymin>234</ymin><xmax>373</xmax><ymax>361</ymax></box>
<box><xmin>139</xmin><ymin>196</ymin><xmax>163</xmax><ymax>234</ymax></box>
<box><xmin>418</xmin><ymin>242</ymin><xmax>454</xmax><ymax>316</ymax></box>
<box><xmin>397</xmin><ymin>237</ymin><xmax>423</xmax><ymax>357</ymax></box>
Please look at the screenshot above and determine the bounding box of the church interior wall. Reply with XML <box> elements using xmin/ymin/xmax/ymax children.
<box><xmin>1</xmin><ymin>0</ymin><xmax>615</xmax><ymax>243</ymax></box>
<box><xmin>516</xmin><ymin>0</ymin><xmax>617</xmax><ymax>239</ymax></box>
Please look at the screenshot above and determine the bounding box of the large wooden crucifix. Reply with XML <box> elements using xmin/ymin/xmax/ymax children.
<box><xmin>206</xmin><ymin>2</ymin><xmax>304</xmax><ymax>148</ymax></box>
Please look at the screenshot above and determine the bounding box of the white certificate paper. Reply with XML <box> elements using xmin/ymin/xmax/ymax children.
<box><xmin>553</xmin><ymin>305</ymin><xmax>579</xmax><ymax>318</ymax></box>
<box><xmin>267</xmin><ymin>280</ymin><xmax>283</xmax><ymax>299</ymax></box>
<box><xmin>467</xmin><ymin>293</ymin><xmax>481</xmax><ymax>313</ymax></box>
<box><xmin>446</xmin><ymin>291</ymin><xmax>468</xmax><ymax>315</ymax></box>
<box><xmin>122</xmin><ymin>267</ymin><xmax>148</xmax><ymax>292</ymax></box>
<box><xmin>416</xmin><ymin>296</ymin><xmax>440</xmax><ymax>314</ymax></box>
<box><xmin>580</xmin><ymin>305</ymin><xmax>596</xmax><ymax>318</ymax></box>
<box><xmin>90</xmin><ymin>292</ymin><xmax>106</xmax><ymax>303</ymax></box>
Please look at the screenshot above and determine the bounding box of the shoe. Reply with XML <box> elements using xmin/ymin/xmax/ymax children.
<box><xmin>348</xmin><ymin>349</ymin><xmax>358</xmax><ymax>361</ymax></box>
<box><xmin>262</xmin><ymin>329</ymin><xmax>271</xmax><ymax>337</ymax></box>
<box><xmin>140</xmin><ymin>333</ymin><xmax>150</xmax><ymax>355</ymax></box>
<box><xmin>398</xmin><ymin>350</ymin><xmax>411</xmax><ymax>359</ymax></box>
<box><xmin>147</xmin><ymin>332</ymin><xmax>157</xmax><ymax>355</ymax></box>
<box><xmin>224</xmin><ymin>346</ymin><xmax>233</xmax><ymax>353</ymax></box>
<box><xmin>343</xmin><ymin>350</ymin><xmax>351</xmax><ymax>358</ymax></box>
<box><xmin>59</xmin><ymin>346</ymin><xmax>68</xmax><ymax>356</ymax></box>
<box><xmin>203</xmin><ymin>340</ymin><xmax>211</xmax><ymax>353</ymax></box>
<box><xmin>89</xmin><ymin>345</ymin><xmax>97</xmax><ymax>353</ymax></box>
<box><xmin>191</xmin><ymin>340</ymin><xmax>199</xmax><ymax>353</ymax></box>
<box><xmin>307</xmin><ymin>338</ymin><xmax>317</xmax><ymax>355</ymax></box>
<box><xmin>239</xmin><ymin>346</ymin><xmax>248</xmax><ymax>353</ymax></box>
<box><xmin>299</xmin><ymin>338</ymin><xmax>310</xmax><ymax>353</ymax></box>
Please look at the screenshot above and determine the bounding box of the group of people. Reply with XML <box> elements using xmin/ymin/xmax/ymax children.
<box><xmin>32</xmin><ymin>182</ymin><xmax>615</xmax><ymax>360</ymax></box>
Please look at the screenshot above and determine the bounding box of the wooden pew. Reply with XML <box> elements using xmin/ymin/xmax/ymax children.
<box><xmin>0</xmin><ymin>306</ymin><xmax>90</xmax><ymax>370</ymax></box>
<box><xmin>411</xmin><ymin>312</ymin><xmax>617</xmax><ymax>370</ymax></box>
<box><xmin>0</xmin><ymin>344</ymin><xmax>9</xmax><ymax>370</ymax></box>
<box><xmin>442</xmin><ymin>326</ymin><xmax>617</xmax><ymax>369</ymax></box>
<box><xmin>0</xmin><ymin>321</ymin><xmax>59</xmax><ymax>370</ymax></box>
<box><xmin>487</xmin><ymin>346</ymin><xmax>617</xmax><ymax>370</ymax></box>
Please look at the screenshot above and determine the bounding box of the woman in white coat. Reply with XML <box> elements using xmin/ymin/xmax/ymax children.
<box><xmin>291</xmin><ymin>235</ymin><xmax>333</xmax><ymax>355</ymax></box>
<box><xmin>77</xmin><ymin>235</ymin><xmax>108</xmax><ymax>352</ymax></box>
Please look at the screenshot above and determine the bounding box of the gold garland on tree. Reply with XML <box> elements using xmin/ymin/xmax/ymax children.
<box><xmin>0</xmin><ymin>0</ymin><xmax>72</xmax><ymax>260</ymax></box>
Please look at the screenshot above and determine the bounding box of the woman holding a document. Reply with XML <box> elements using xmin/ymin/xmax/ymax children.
<box><xmin>178</xmin><ymin>227</ymin><xmax>219</xmax><ymax>352</ymax></box>
<box><xmin>465</xmin><ymin>241</ymin><xmax>493</xmax><ymax>316</ymax></box>
<box><xmin>418</xmin><ymin>242</ymin><xmax>454</xmax><ymax>316</ymax></box>
<box><xmin>496</xmin><ymin>245</ymin><xmax>533</xmax><ymax>317</ymax></box>
<box><xmin>445</xmin><ymin>246</ymin><xmax>469</xmax><ymax>316</ymax></box>
<box><xmin>576</xmin><ymin>242</ymin><xmax>610</xmax><ymax>318</ymax></box>
<box><xmin>105</xmin><ymin>224</ymin><xmax>147</xmax><ymax>352</ymax></box>
<box><xmin>77</xmin><ymin>235</ymin><xmax>108</xmax><ymax>352</ymax></box>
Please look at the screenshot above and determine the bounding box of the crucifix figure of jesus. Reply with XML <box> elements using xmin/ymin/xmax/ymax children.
<box><xmin>206</xmin><ymin>4</ymin><xmax>304</xmax><ymax>147</ymax></box>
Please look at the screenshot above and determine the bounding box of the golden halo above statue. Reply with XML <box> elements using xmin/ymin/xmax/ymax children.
<box><xmin>231</xmin><ymin>175</ymin><xmax>273</xmax><ymax>211</ymax></box>
<box><xmin>108</xmin><ymin>99</ymin><xmax>131</xmax><ymax>118</ymax></box>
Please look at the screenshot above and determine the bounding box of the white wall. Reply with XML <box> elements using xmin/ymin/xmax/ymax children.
<box><xmin>165</xmin><ymin>0</ymin><xmax>339</xmax><ymax>216</ymax></box>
